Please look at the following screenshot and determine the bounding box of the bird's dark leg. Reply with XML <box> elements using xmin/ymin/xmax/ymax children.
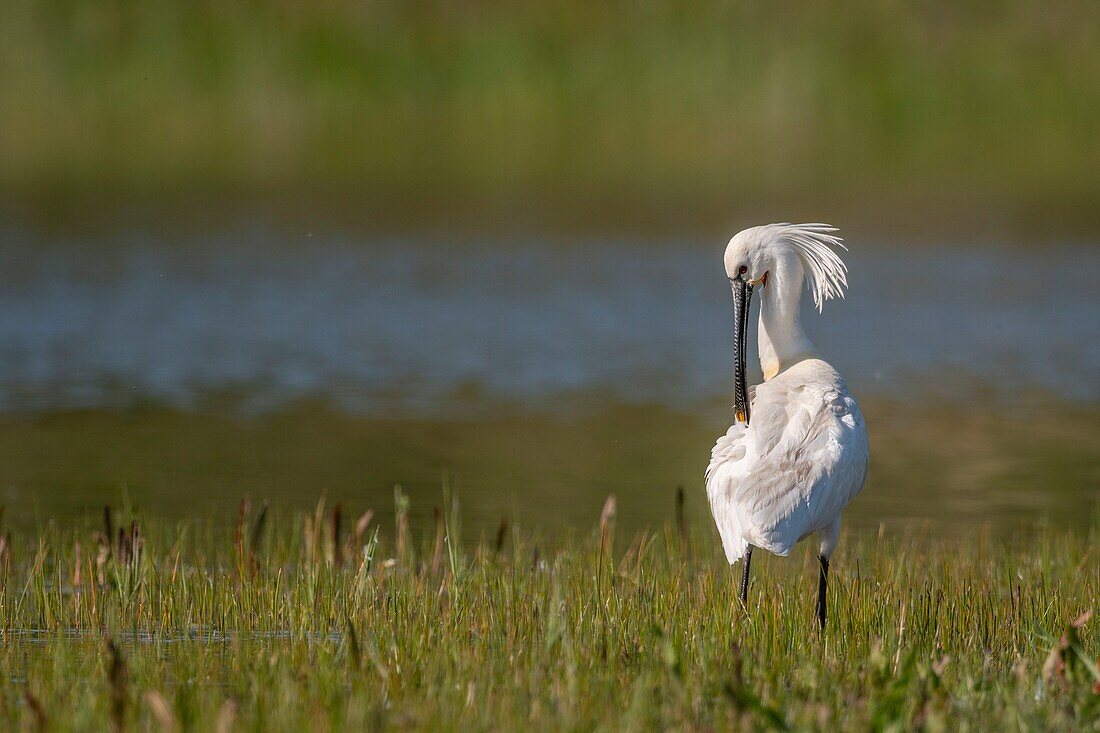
<box><xmin>739</xmin><ymin>546</ymin><xmax>753</xmax><ymax>604</ymax></box>
<box><xmin>816</xmin><ymin>554</ymin><xmax>829</xmax><ymax>630</ymax></box>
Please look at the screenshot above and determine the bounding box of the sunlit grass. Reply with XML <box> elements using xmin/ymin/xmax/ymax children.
<box><xmin>0</xmin><ymin>497</ymin><xmax>1096</xmax><ymax>730</ymax></box>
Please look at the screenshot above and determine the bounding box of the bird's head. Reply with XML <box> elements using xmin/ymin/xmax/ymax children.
<box><xmin>722</xmin><ymin>223</ymin><xmax>848</xmax><ymax>425</ymax></box>
<box><xmin>723</xmin><ymin>223</ymin><xmax>848</xmax><ymax>312</ymax></box>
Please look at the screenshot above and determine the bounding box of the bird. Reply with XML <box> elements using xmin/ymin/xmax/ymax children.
<box><xmin>705</xmin><ymin>223</ymin><xmax>868</xmax><ymax>630</ymax></box>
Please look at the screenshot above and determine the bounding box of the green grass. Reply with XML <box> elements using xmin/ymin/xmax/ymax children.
<box><xmin>0</xmin><ymin>499</ymin><xmax>1097</xmax><ymax>731</ymax></box>
<box><xmin>3</xmin><ymin>0</ymin><xmax>1100</xmax><ymax>230</ymax></box>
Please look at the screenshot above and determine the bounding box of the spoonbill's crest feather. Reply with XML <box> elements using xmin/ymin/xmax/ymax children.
<box><xmin>775</xmin><ymin>223</ymin><xmax>848</xmax><ymax>312</ymax></box>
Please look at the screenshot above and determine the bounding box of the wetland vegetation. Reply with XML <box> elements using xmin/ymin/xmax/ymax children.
<box><xmin>0</xmin><ymin>499</ymin><xmax>1096</xmax><ymax>731</ymax></box>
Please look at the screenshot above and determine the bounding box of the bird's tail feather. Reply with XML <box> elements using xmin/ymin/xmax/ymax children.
<box><xmin>714</xmin><ymin>515</ymin><xmax>749</xmax><ymax>564</ymax></box>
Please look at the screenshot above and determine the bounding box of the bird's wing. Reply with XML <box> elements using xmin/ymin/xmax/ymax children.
<box><xmin>740</xmin><ymin>380</ymin><xmax>868</xmax><ymax>554</ymax></box>
<box><xmin>706</xmin><ymin>374</ymin><xmax>868</xmax><ymax>561</ymax></box>
<box><xmin>705</xmin><ymin>385</ymin><xmax>756</xmax><ymax>483</ymax></box>
<box><xmin>704</xmin><ymin>385</ymin><xmax>758</xmax><ymax>562</ymax></box>
<box><xmin>705</xmin><ymin>419</ymin><xmax>752</xmax><ymax>562</ymax></box>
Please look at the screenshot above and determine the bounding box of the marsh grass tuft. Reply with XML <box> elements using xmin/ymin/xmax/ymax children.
<box><xmin>106</xmin><ymin>638</ymin><xmax>128</xmax><ymax>733</ymax></box>
<box><xmin>0</xmin><ymin>497</ymin><xmax>1095</xmax><ymax>730</ymax></box>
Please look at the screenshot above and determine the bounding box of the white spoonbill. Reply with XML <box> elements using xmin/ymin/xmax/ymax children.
<box><xmin>705</xmin><ymin>223</ymin><xmax>869</xmax><ymax>629</ymax></box>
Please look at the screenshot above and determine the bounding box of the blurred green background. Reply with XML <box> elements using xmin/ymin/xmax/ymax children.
<box><xmin>3</xmin><ymin>0</ymin><xmax>1099</xmax><ymax>232</ymax></box>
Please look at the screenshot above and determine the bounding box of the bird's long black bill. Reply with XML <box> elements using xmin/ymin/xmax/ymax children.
<box><xmin>729</xmin><ymin>276</ymin><xmax>754</xmax><ymax>425</ymax></box>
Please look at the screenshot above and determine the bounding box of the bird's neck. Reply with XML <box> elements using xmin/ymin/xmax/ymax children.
<box><xmin>758</xmin><ymin>269</ymin><xmax>818</xmax><ymax>381</ymax></box>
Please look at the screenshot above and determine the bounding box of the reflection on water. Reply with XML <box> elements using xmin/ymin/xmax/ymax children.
<box><xmin>0</xmin><ymin>403</ymin><xmax>1096</xmax><ymax>537</ymax></box>
<box><xmin>0</xmin><ymin>226</ymin><xmax>1097</xmax><ymax>535</ymax></box>
<box><xmin>1</xmin><ymin>229</ymin><xmax>1098</xmax><ymax>413</ymax></box>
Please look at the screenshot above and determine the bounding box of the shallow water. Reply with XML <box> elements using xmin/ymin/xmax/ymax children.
<box><xmin>0</xmin><ymin>227</ymin><xmax>1097</xmax><ymax>535</ymax></box>
<box><xmin>1</xmin><ymin>229</ymin><xmax>1098</xmax><ymax>413</ymax></box>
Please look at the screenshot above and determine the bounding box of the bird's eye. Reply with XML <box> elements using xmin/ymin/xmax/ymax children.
<box><xmin>738</xmin><ymin>265</ymin><xmax>748</xmax><ymax>275</ymax></box>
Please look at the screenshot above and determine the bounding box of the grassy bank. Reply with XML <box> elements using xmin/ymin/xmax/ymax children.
<box><xmin>2</xmin><ymin>1</ymin><xmax>1100</xmax><ymax>232</ymax></box>
<box><xmin>0</xmin><ymin>503</ymin><xmax>1096</xmax><ymax>730</ymax></box>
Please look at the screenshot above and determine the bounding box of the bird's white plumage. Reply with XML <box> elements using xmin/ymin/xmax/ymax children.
<box><xmin>707</xmin><ymin>223</ymin><xmax>869</xmax><ymax>565</ymax></box>
<box><xmin>777</xmin><ymin>223</ymin><xmax>849</xmax><ymax>311</ymax></box>
<box><xmin>705</xmin><ymin>359</ymin><xmax>868</xmax><ymax>562</ymax></box>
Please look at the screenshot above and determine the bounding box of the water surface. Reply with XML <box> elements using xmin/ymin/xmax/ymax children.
<box><xmin>2</xmin><ymin>230</ymin><xmax>1097</xmax><ymax>413</ymax></box>
<box><xmin>0</xmin><ymin>228</ymin><xmax>1096</xmax><ymax>536</ymax></box>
